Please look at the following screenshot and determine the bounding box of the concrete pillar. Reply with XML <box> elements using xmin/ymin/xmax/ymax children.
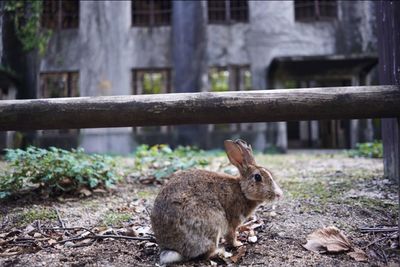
<box><xmin>79</xmin><ymin>1</ymin><xmax>132</xmax><ymax>154</ymax></box>
<box><xmin>172</xmin><ymin>1</ymin><xmax>208</xmax><ymax>147</ymax></box>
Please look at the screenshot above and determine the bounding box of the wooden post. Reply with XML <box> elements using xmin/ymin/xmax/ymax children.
<box><xmin>377</xmin><ymin>0</ymin><xmax>400</xmax><ymax>240</ymax></box>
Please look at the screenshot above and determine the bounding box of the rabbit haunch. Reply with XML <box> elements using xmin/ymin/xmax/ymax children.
<box><xmin>150</xmin><ymin>139</ymin><xmax>283</xmax><ymax>265</ymax></box>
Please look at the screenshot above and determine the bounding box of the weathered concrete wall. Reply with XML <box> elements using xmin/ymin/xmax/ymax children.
<box><xmin>39</xmin><ymin>0</ymin><xmax>378</xmax><ymax>153</ymax></box>
<box><xmin>40</xmin><ymin>1</ymin><xmax>171</xmax><ymax>154</ymax></box>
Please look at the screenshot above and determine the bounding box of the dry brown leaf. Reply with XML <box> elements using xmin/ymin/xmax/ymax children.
<box><xmin>303</xmin><ymin>226</ymin><xmax>352</xmax><ymax>253</ymax></box>
<box><xmin>48</xmin><ymin>239</ymin><xmax>57</xmax><ymax>245</ymax></box>
<box><xmin>238</xmin><ymin>225</ymin><xmax>251</xmax><ymax>233</ymax></box>
<box><xmin>231</xmin><ymin>246</ymin><xmax>247</xmax><ymax>263</ymax></box>
<box><xmin>79</xmin><ymin>188</ymin><xmax>92</xmax><ymax>197</ymax></box>
<box><xmin>347</xmin><ymin>248</ymin><xmax>368</xmax><ymax>262</ymax></box>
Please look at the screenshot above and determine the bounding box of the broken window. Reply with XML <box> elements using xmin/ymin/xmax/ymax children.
<box><xmin>41</xmin><ymin>0</ymin><xmax>79</xmax><ymax>29</ymax></box>
<box><xmin>294</xmin><ymin>0</ymin><xmax>337</xmax><ymax>21</ymax></box>
<box><xmin>208</xmin><ymin>0</ymin><xmax>249</xmax><ymax>24</ymax></box>
<box><xmin>132</xmin><ymin>0</ymin><xmax>172</xmax><ymax>26</ymax></box>
<box><xmin>39</xmin><ymin>72</ymin><xmax>79</xmax><ymax>141</ymax></box>
<box><xmin>132</xmin><ymin>69</ymin><xmax>171</xmax><ymax>133</ymax></box>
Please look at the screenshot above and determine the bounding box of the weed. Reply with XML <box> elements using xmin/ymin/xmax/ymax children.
<box><xmin>349</xmin><ymin>140</ymin><xmax>383</xmax><ymax>158</ymax></box>
<box><xmin>0</xmin><ymin>147</ymin><xmax>122</xmax><ymax>199</ymax></box>
<box><xmin>131</xmin><ymin>144</ymin><xmax>210</xmax><ymax>182</ymax></box>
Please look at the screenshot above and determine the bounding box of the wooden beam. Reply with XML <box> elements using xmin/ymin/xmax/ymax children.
<box><xmin>377</xmin><ymin>0</ymin><xmax>400</xmax><ymax>242</ymax></box>
<box><xmin>0</xmin><ymin>85</ymin><xmax>399</xmax><ymax>131</ymax></box>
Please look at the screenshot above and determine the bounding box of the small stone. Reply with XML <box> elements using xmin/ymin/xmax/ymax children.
<box><xmin>64</xmin><ymin>241</ymin><xmax>75</xmax><ymax>247</ymax></box>
<box><xmin>248</xmin><ymin>236</ymin><xmax>258</xmax><ymax>243</ymax></box>
<box><xmin>33</xmin><ymin>232</ymin><xmax>42</xmax><ymax>238</ymax></box>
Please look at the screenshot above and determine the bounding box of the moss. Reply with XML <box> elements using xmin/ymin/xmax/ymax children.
<box><xmin>18</xmin><ymin>208</ymin><xmax>57</xmax><ymax>225</ymax></box>
<box><xmin>136</xmin><ymin>190</ymin><xmax>153</xmax><ymax>199</ymax></box>
<box><xmin>101</xmin><ymin>211</ymin><xmax>132</xmax><ymax>227</ymax></box>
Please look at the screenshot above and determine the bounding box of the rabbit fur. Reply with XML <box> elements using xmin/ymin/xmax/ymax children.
<box><xmin>151</xmin><ymin>139</ymin><xmax>283</xmax><ymax>265</ymax></box>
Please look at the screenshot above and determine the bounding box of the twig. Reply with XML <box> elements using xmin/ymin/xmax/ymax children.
<box><xmin>40</xmin><ymin>226</ymin><xmax>156</xmax><ymax>247</ymax></box>
<box><xmin>362</xmin><ymin>233</ymin><xmax>397</xmax><ymax>249</ymax></box>
<box><xmin>359</xmin><ymin>226</ymin><xmax>398</xmax><ymax>233</ymax></box>
<box><xmin>41</xmin><ymin>226</ymin><xmax>97</xmax><ymax>236</ymax></box>
<box><xmin>54</xmin><ymin>207</ymin><xmax>66</xmax><ymax>229</ymax></box>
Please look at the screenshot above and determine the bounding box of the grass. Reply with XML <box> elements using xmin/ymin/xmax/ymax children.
<box><xmin>101</xmin><ymin>211</ymin><xmax>132</xmax><ymax>227</ymax></box>
<box><xmin>18</xmin><ymin>208</ymin><xmax>57</xmax><ymax>225</ymax></box>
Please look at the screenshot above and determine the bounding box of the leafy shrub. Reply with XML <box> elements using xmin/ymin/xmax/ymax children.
<box><xmin>131</xmin><ymin>144</ymin><xmax>210</xmax><ymax>183</ymax></box>
<box><xmin>349</xmin><ymin>141</ymin><xmax>383</xmax><ymax>158</ymax></box>
<box><xmin>0</xmin><ymin>147</ymin><xmax>121</xmax><ymax>199</ymax></box>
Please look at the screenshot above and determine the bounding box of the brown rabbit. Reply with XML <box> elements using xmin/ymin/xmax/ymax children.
<box><xmin>150</xmin><ymin>139</ymin><xmax>283</xmax><ymax>265</ymax></box>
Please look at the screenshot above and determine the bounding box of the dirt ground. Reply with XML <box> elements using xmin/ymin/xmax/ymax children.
<box><xmin>0</xmin><ymin>152</ymin><xmax>398</xmax><ymax>266</ymax></box>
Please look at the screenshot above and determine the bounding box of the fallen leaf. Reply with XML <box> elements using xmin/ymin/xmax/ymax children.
<box><xmin>303</xmin><ymin>226</ymin><xmax>352</xmax><ymax>253</ymax></box>
<box><xmin>79</xmin><ymin>188</ymin><xmax>92</xmax><ymax>197</ymax></box>
<box><xmin>230</xmin><ymin>246</ymin><xmax>247</xmax><ymax>263</ymax></box>
<box><xmin>135</xmin><ymin>226</ymin><xmax>151</xmax><ymax>236</ymax></box>
<box><xmin>347</xmin><ymin>248</ymin><xmax>368</xmax><ymax>262</ymax></box>
<box><xmin>24</xmin><ymin>224</ymin><xmax>36</xmax><ymax>234</ymax></box>
<box><xmin>144</xmin><ymin>242</ymin><xmax>157</xmax><ymax>248</ymax></box>
<box><xmin>48</xmin><ymin>239</ymin><xmax>57</xmax><ymax>245</ymax></box>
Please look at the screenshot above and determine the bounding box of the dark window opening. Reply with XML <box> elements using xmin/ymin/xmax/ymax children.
<box><xmin>132</xmin><ymin>0</ymin><xmax>172</xmax><ymax>26</ymax></box>
<box><xmin>208</xmin><ymin>0</ymin><xmax>249</xmax><ymax>24</ymax></box>
<box><xmin>132</xmin><ymin>69</ymin><xmax>171</xmax><ymax>133</ymax></box>
<box><xmin>39</xmin><ymin>72</ymin><xmax>79</xmax><ymax>142</ymax></box>
<box><xmin>42</xmin><ymin>0</ymin><xmax>79</xmax><ymax>29</ymax></box>
<box><xmin>294</xmin><ymin>0</ymin><xmax>337</xmax><ymax>21</ymax></box>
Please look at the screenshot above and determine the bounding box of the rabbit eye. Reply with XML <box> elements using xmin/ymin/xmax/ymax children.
<box><xmin>254</xmin><ymin>174</ymin><xmax>262</xmax><ymax>182</ymax></box>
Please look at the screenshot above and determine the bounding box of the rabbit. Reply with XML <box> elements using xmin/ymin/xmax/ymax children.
<box><xmin>150</xmin><ymin>139</ymin><xmax>283</xmax><ymax>265</ymax></box>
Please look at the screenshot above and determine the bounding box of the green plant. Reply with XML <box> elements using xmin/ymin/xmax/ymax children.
<box><xmin>132</xmin><ymin>144</ymin><xmax>210</xmax><ymax>182</ymax></box>
<box><xmin>0</xmin><ymin>147</ymin><xmax>121</xmax><ymax>199</ymax></box>
<box><xmin>349</xmin><ymin>140</ymin><xmax>383</xmax><ymax>158</ymax></box>
<box><xmin>4</xmin><ymin>0</ymin><xmax>52</xmax><ymax>55</ymax></box>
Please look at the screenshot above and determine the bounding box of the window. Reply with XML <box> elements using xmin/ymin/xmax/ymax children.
<box><xmin>132</xmin><ymin>69</ymin><xmax>171</xmax><ymax>133</ymax></box>
<box><xmin>39</xmin><ymin>72</ymin><xmax>79</xmax><ymax>137</ymax></box>
<box><xmin>41</xmin><ymin>0</ymin><xmax>79</xmax><ymax>29</ymax></box>
<box><xmin>209</xmin><ymin>65</ymin><xmax>251</xmax><ymax>92</ymax></box>
<box><xmin>132</xmin><ymin>69</ymin><xmax>171</xmax><ymax>95</ymax></box>
<box><xmin>294</xmin><ymin>0</ymin><xmax>337</xmax><ymax>21</ymax></box>
<box><xmin>208</xmin><ymin>0</ymin><xmax>249</xmax><ymax>24</ymax></box>
<box><xmin>40</xmin><ymin>72</ymin><xmax>79</xmax><ymax>98</ymax></box>
<box><xmin>132</xmin><ymin>0</ymin><xmax>172</xmax><ymax>26</ymax></box>
<box><xmin>209</xmin><ymin>66</ymin><xmax>252</xmax><ymax>132</ymax></box>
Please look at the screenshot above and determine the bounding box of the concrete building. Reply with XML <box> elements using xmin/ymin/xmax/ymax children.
<box><xmin>4</xmin><ymin>0</ymin><xmax>380</xmax><ymax>153</ymax></box>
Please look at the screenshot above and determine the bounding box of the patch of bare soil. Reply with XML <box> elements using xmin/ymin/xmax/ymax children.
<box><xmin>0</xmin><ymin>153</ymin><xmax>398</xmax><ymax>266</ymax></box>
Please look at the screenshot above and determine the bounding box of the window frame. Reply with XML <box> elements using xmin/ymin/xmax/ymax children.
<box><xmin>294</xmin><ymin>0</ymin><xmax>338</xmax><ymax>22</ymax></box>
<box><xmin>207</xmin><ymin>0</ymin><xmax>249</xmax><ymax>24</ymax></box>
<box><xmin>39</xmin><ymin>71</ymin><xmax>80</xmax><ymax>136</ymax></box>
<box><xmin>132</xmin><ymin>68</ymin><xmax>172</xmax><ymax>133</ymax></box>
<box><xmin>41</xmin><ymin>0</ymin><xmax>80</xmax><ymax>30</ymax></box>
<box><xmin>208</xmin><ymin>65</ymin><xmax>252</xmax><ymax>133</ymax></box>
<box><xmin>131</xmin><ymin>0</ymin><xmax>172</xmax><ymax>27</ymax></box>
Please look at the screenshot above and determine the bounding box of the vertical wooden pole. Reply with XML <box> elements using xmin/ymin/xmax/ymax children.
<box><xmin>377</xmin><ymin>0</ymin><xmax>400</xmax><ymax>239</ymax></box>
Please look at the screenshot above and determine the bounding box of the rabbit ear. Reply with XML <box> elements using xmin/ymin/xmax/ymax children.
<box><xmin>224</xmin><ymin>140</ymin><xmax>244</xmax><ymax>169</ymax></box>
<box><xmin>234</xmin><ymin>139</ymin><xmax>256</xmax><ymax>166</ymax></box>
